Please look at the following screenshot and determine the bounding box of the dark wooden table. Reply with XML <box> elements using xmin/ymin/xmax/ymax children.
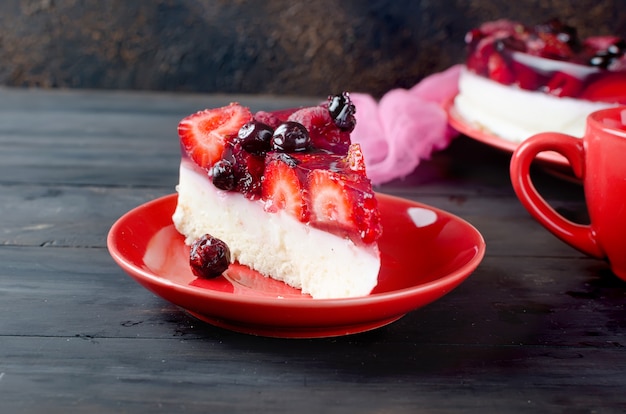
<box><xmin>1</xmin><ymin>88</ymin><xmax>625</xmax><ymax>413</ymax></box>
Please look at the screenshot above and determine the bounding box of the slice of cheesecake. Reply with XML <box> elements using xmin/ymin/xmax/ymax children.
<box><xmin>173</xmin><ymin>93</ymin><xmax>382</xmax><ymax>299</ymax></box>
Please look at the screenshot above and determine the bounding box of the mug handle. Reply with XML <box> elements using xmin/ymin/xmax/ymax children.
<box><xmin>509</xmin><ymin>132</ymin><xmax>604</xmax><ymax>259</ymax></box>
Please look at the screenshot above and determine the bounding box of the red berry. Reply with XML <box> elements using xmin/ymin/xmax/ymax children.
<box><xmin>488</xmin><ymin>53</ymin><xmax>515</xmax><ymax>85</ymax></box>
<box><xmin>479</xmin><ymin>19</ymin><xmax>521</xmax><ymax>36</ymax></box>
<box><xmin>581</xmin><ymin>73</ymin><xmax>626</xmax><ymax>104</ymax></box>
<box><xmin>511</xmin><ymin>60</ymin><xmax>541</xmax><ymax>90</ymax></box>
<box><xmin>178</xmin><ymin>103</ymin><xmax>252</xmax><ymax>169</ymax></box>
<box><xmin>306</xmin><ymin>167</ymin><xmax>382</xmax><ymax>244</ymax></box>
<box><xmin>536</xmin><ymin>32</ymin><xmax>574</xmax><ymax>60</ymax></box>
<box><xmin>189</xmin><ymin>234</ymin><xmax>231</xmax><ymax>279</ymax></box>
<box><xmin>307</xmin><ymin>169</ymin><xmax>353</xmax><ymax>230</ymax></box>
<box><xmin>534</xmin><ymin>19</ymin><xmax>580</xmax><ymax>55</ymax></box>
<box><xmin>227</xmin><ymin>142</ymin><xmax>265</xmax><ymax>198</ymax></box>
<box><xmin>545</xmin><ymin>72</ymin><xmax>583</xmax><ymax>97</ymax></box>
<box><xmin>288</xmin><ymin>106</ymin><xmax>350</xmax><ymax>154</ymax></box>
<box><xmin>253</xmin><ymin>110</ymin><xmax>284</xmax><ymax>129</ymax></box>
<box><xmin>466</xmin><ymin>37</ymin><xmax>496</xmax><ymax>76</ymax></box>
<box><xmin>262</xmin><ymin>153</ymin><xmax>308</xmax><ymax>221</ymax></box>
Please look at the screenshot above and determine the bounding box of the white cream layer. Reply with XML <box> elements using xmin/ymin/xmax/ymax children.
<box><xmin>454</xmin><ymin>68</ymin><xmax>615</xmax><ymax>143</ymax></box>
<box><xmin>172</xmin><ymin>161</ymin><xmax>380</xmax><ymax>299</ymax></box>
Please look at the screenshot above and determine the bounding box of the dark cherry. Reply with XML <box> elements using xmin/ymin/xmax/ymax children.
<box><xmin>535</xmin><ymin>18</ymin><xmax>580</xmax><ymax>50</ymax></box>
<box><xmin>590</xmin><ymin>39</ymin><xmax>626</xmax><ymax>68</ymax></box>
<box><xmin>590</xmin><ymin>51</ymin><xmax>613</xmax><ymax>68</ymax></box>
<box><xmin>327</xmin><ymin>92</ymin><xmax>356</xmax><ymax>131</ymax></box>
<box><xmin>236</xmin><ymin>121</ymin><xmax>274</xmax><ymax>155</ymax></box>
<box><xmin>607</xmin><ymin>39</ymin><xmax>626</xmax><ymax>56</ymax></box>
<box><xmin>495</xmin><ymin>36</ymin><xmax>526</xmax><ymax>53</ymax></box>
<box><xmin>464</xmin><ymin>28</ymin><xmax>484</xmax><ymax>46</ymax></box>
<box><xmin>271</xmin><ymin>121</ymin><xmax>311</xmax><ymax>152</ymax></box>
<box><xmin>209</xmin><ymin>159</ymin><xmax>236</xmax><ymax>191</ymax></box>
<box><xmin>221</xmin><ymin>142</ymin><xmax>265</xmax><ymax>198</ymax></box>
<box><xmin>189</xmin><ymin>234</ymin><xmax>231</xmax><ymax>279</ymax></box>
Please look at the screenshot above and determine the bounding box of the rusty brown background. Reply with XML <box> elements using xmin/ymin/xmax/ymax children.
<box><xmin>2</xmin><ymin>0</ymin><xmax>625</xmax><ymax>97</ymax></box>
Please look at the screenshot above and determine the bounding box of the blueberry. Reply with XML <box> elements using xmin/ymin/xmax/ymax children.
<box><xmin>271</xmin><ymin>121</ymin><xmax>310</xmax><ymax>152</ymax></box>
<box><xmin>536</xmin><ymin>19</ymin><xmax>580</xmax><ymax>50</ymax></box>
<box><xmin>590</xmin><ymin>52</ymin><xmax>612</xmax><ymax>68</ymax></box>
<box><xmin>236</xmin><ymin>121</ymin><xmax>273</xmax><ymax>155</ymax></box>
<box><xmin>327</xmin><ymin>92</ymin><xmax>356</xmax><ymax>131</ymax></box>
<box><xmin>589</xmin><ymin>39</ymin><xmax>626</xmax><ymax>69</ymax></box>
<box><xmin>189</xmin><ymin>234</ymin><xmax>231</xmax><ymax>279</ymax></box>
<box><xmin>209</xmin><ymin>159</ymin><xmax>236</xmax><ymax>191</ymax></box>
<box><xmin>496</xmin><ymin>36</ymin><xmax>526</xmax><ymax>53</ymax></box>
<box><xmin>607</xmin><ymin>40</ymin><xmax>626</xmax><ymax>56</ymax></box>
<box><xmin>465</xmin><ymin>29</ymin><xmax>484</xmax><ymax>46</ymax></box>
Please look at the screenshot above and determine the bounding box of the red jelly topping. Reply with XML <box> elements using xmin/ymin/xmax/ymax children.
<box><xmin>465</xmin><ymin>19</ymin><xmax>626</xmax><ymax>104</ymax></box>
<box><xmin>178</xmin><ymin>93</ymin><xmax>382</xmax><ymax>245</ymax></box>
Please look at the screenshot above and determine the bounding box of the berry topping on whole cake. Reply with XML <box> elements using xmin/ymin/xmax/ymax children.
<box><xmin>465</xmin><ymin>18</ymin><xmax>626</xmax><ymax>103</ymax></box>
<box><xmin>172</xmin><ymin>93</ymin><xmax>382</xmax><ymax>299</ymax></box>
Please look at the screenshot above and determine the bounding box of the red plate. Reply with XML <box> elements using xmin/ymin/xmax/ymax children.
<box><xmin>107</xmin><ymin>193</ymin><xmax>485</xmax><ymax>338</ymax></box>
<box><xmin>446</xmin><ymin>96</ymin><xmax>571</xmax><ymax>170</ymax></box>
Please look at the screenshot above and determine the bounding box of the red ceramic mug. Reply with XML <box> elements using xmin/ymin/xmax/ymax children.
<box><xmin>510</xmin><ymin>106</ymin><xmax>626</xmax><ymax>281</ymax></box>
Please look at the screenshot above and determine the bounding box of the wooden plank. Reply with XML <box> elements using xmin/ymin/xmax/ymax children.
<box><xmin>0</xmin><ymin>86</ymin><xmax>576</xmax><ymax>198</ymax></box>
<box><xmin>1</xmin><ymin>88</ymin><xmax>622</xmax><ymax>412</ymax></box>
<box><xmin>0</xmin><ymin>89</ymin><xmax>320</xmax><ymax>187</ymax></box>
<box><xmin>0</xmin><ymin>87</ymin><xmax>322</xmax><ymax>114</ymax></box>
<box><xmin>0</xmin><ymin>185</ymin><xmax>170</xmax><ymax>247</ymax></box>
<box><xmin>1</xmin><ymin>335</ymin><xmax>624</xmax><ymax>413</ymax></box>
<box><xmin>0</xmin><ymin>182</ymin><xmax>582</xmax><ymax>258</ymax></box>
<box><xmin>1</xmin><ymin>245</ymin><xmax>622</xmax><ymax>347</ymax></box>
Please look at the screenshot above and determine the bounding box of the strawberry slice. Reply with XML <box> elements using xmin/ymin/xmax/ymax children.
<box><xmin>487</xmin><ymin>53</ymin><xmax>515</xmax><ymax>85</ymax></box>
<box><xmin>536</xmin><ymin>32</ymin><xmax>573</xmax><ymax>60</ymax></box>
<box><xmin>581</xmin><ymin>73</ymin><xmax>626</xmax><ymax>104</ymax></box>
<box><xmin>307</xmin><ymin>167</ymin><xmax>382</xmax><ymax>244</ymax></box>
<box><xmin>511</xmin><ymin>60</ymin><xmax>541</xmax><ymax>90</ymax></box>
<box><xmin>178</xmin><ymin>103</ymin><xmax>252</xmax><ymax>169</ymax></box>
<box><xmin>466</xmin><ymin>36</ymin><xmax>497</xmax><ymax>76</ymax></box>
<box><xmin>307</xmin><ymin>169</ymin><xmax>357</xmax><ymax>238</ymax></box>
<box><xmin>288</xmin><ymin>107</ymin><xmax>351</xmax><ymax>154</ymax></box>
<box><xmin>262</xmin><ymin>153</ymin><xmax>307</xmax><ymax>221</ymax></box>
<box><xmin>545</xmin><ymin>72</ymin><xmax>583</xmax><ymax>97</ymax></box>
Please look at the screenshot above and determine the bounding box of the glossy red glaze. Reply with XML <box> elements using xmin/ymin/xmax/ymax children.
<box><xmin>510</xmin><ymin>106</ymin><xmax>626</xmax><ymax>281</ymax></box>
<box><xmin>107</xmin><ymin>193</ymin><xmax>485</xmax><ymax>338</ymax></box>
<box><xmin>464</xmin><ymin>19</ymin><xmax>626</xmax><ymax>104</ymax></box>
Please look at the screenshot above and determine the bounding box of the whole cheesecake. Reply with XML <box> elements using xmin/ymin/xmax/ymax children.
<box><xmin>454</xmin><ymin>19</ymin><xmax>626</xmax><ymax>142</ymax></box>
<box><xmin>172</xmin><ymin>94</ymin><xmax>383</xmax><ymax>299</ymax></box>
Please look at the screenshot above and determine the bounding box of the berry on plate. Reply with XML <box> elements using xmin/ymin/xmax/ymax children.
<box><xmin>189</xmin><ymin>234</ymin><xmax>231</xmax><ymax>279</ymax></box>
